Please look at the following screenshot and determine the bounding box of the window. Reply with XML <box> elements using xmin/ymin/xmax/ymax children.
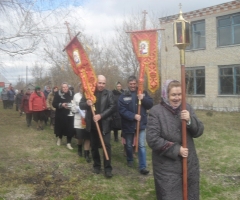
<box><xmin>185</xmin><ymin>67</ymin><xmax>205</xmax><ymax>95</ymax></box>
<box><xmin>217</xmin><ymin>13</ymin><xmax>240</xmax><ymax>46</ymax></box>
<box><xmin>219</xmin><ymin>65</ymin><xmax>240</xmax><ymax>95</ymax></box>
<box><xmin>186</xmin><ymin>20</ymin><xmax>205</xmax><ymax>50</ymax></box>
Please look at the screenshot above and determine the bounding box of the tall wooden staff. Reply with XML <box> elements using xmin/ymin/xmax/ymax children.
<box><xmin>63</xmin><ymin>22</ymin><xmax>109</xmax><ymax>160</ymax></box>
<box><xmin>135</xmin><ymin>10</ymin><xmax>147</xmax><ymax>152</ymax></box>
<box><xmin>173</xmin><ymin>4</ymin><xmax>190</xmax><ymax>200</ymax></box>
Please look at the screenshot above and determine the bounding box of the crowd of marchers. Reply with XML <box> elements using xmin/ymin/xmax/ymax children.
<box><xmin>0</xmin><ymin>75</ymin><xmax>204</xmax><ymax>200</ymax></box>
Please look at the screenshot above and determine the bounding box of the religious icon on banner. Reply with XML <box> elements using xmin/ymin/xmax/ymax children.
<box><xmin>139</xmin><ymin>40</ymin><xmax>149</xmax><ymax>56</ymax></box>
<box><xmin>73</xmin><ymin>49</ymin><xmax>81</xmax><ymax>65</ymax></box>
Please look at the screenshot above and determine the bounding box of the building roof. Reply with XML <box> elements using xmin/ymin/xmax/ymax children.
<box><xmin>159</xmin><ymin>0</ymin><xmax>240</xmax><ymax>24</ymax></box>
<box><xmin>0</xmin><ymin>73</ymin><xmax>10</xmax><ymax>84</ymax></box>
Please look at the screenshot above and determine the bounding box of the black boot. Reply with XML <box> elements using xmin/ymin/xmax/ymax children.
<box><xmin>78</xmin><ymin>145</ymin><xmax>82</xmax><ymax>157</ymax></box>
<box><xmin>84</xmin><ymin>150</ymin><xmax>91</xmax><ymax>163</ymax></box>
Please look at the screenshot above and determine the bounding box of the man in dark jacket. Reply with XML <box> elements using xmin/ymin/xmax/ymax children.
<box><xmin>80</xmin><ymin>75</ymin><xmax>115</xmax><ymax>178</ymax></box>
<box><xmin>118</xmin><ymin>75</ymin><xmax>153</xmax><ymax>175</ymax></box>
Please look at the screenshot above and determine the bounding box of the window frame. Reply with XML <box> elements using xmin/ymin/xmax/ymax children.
<box><xmin>218</xmin><ymin>64</ymin><xmax>240</xmax><ymax>95</ymax></box>
<box><xmin>217</xmin><ymin>12</ymin><xmax>240</xmax><ymax>47</ymax></box>
<box><xmin>186</xmin><ymin>20</ymin><xmax>206</xmax><ymax>50</ymax></box>
<box><xmin>185</xmin><ymin>66</ymin><xmax>205</xmax><ymax>96</ymax></box>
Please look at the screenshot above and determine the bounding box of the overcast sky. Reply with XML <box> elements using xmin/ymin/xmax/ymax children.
<box><xmin>1</xmin><ymin>0</ymin><xmax>231</xmax><ymax>84</ymax></box>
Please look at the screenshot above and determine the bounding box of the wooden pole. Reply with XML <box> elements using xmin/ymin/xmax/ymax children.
<box><xmin>180</xmin><ymin>49</ymin><xmax>188</xmax><ymax>200</ymax></box>
<box><xmin>135</xmin><ymin>10</ymin><xmax>148</xmax><ymax>153</ymax></box>
<box><xmin>135</xmin><ymin>100</ymin><xmax>141</xmax><ymax>152</ymax></box>
<box><xmin>90</xmin><ymin>106</ymin><xmax>109</xmax><ymax>160</ymax></box>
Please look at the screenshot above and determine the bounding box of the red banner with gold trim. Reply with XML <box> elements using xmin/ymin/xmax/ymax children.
<box><xmin>64</xmin><ymin>36</ymin><xmax>97</xmax><ymax>103</ymax></box>
<box><xmin>130</xmin><ymin>29</ymin><xmax>159</xmax><ymax>94</ymax></box>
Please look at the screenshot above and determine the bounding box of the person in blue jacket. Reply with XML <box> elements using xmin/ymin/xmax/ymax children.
<box><xmin>7</xmin><ymin>86</ymin><xmax>16</xmax><ymax>109</ymax></box>
<box><xmin>118</xmin><ymin>75</ymin><xmax>153</xmax><ymax>175</ymax></box>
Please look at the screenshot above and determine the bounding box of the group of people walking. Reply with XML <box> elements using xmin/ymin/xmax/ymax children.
<box><xmin>1</xmin><ymin>75</ymin><xmax>204</xmax><ymax>199</ymax></box>
<box><xmin>1</xmin><ymin>84</ymin><xmax>16</xmax><ymax>109</ymax></box>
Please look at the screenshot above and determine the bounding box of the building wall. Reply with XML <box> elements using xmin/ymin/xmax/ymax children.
<box><xmin>160</xmin><ymin>1</ymin><xmax>240</xmax><ymax>111</ymax></box>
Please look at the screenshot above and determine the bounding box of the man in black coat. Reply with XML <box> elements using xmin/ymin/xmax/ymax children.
<box><xmin>80</xmin><ymin>75</ymin><xmax>115</xmax><ymax>178</ymax></box>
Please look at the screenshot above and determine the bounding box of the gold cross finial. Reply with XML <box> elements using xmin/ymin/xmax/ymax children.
<box><xmin>142</xmin><ymin>10</ymin><xmax>148</xmax><ymax>30</ymax></box>
<box><xmin>64</xmin><ymin>21</ymin><xmax>73</xmax><ymax>40</ymax></box>
<box><xmin>179</xmin><ymin>3</ymin><xmax>182</xmax><ymax>11</ymax></box>
<box><xmin>142</xmin><ymin>10</ymin><xmax>148</xmax><ymax>15</ymax></box>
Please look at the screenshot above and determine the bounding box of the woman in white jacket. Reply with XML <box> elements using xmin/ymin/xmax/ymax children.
<box><xmin>72</xmin><ymin>83</ymin><xmax>91</xmax><ymax>162</ymax></box>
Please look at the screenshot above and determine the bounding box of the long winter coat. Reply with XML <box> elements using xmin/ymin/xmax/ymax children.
<box><xmin>111</xmin><ymin>89</ymin><xmax>123</xmax><ymax>130</ymax></box>
<box><xmin>52</xmin><ymin>90</ymin><xmax>75</xmax><ymax>137</ymax></box>
<box><xmin>29</xmin><ymin>92</ymin><xmax>46</xmax><ymax>111</ymax></box>
<box><xmin>21</xmin><ymin>92</ymin><xmax>32</xmax><ymax>113</ymax></box>
<box><xmin>16</xmin><ymin>93</ymin><xmax>24</xmax><ymax>105</ymax></box>
<box><xmin>146</xmin><ymin>103</ymin><xmax>204</xmax><ymax>200</ymax></box>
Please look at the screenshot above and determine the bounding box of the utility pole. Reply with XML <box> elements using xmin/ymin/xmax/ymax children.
<box><xmin>26</xmin><ymin>66</ymin><xmax>28</xmax><ymax>86</ymax></box>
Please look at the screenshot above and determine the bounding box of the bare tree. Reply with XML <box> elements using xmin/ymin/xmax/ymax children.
<box><xmin>0</xmin><ymin>0</ymin><xmax>80</xmax><ymax>56</ymax></box>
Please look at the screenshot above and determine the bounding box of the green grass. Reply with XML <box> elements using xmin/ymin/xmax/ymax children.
<box><xmin>0</xmin><ymin>107</ymin><xmax>240</xmax><ymax>199</ymax></box>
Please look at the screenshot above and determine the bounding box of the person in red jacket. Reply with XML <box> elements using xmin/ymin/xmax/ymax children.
<box><xmin>29</xmin><ymin>86</ymin><xmax>47</xmax><ymax>130</ymax></box>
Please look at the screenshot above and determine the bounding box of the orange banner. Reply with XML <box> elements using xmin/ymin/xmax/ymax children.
<box><xmin>130</xmin><ymin>29</ymin><xmax>160</xmax><ymax>94</ymax></box>
<box><xmin>64</xmin><ymin>36</ymin><xmax>97</xmax><ymax>103</ymax></box>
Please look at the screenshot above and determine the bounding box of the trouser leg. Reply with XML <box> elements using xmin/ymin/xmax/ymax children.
<box><xmin>90</xmin><ymin>130</ymin><xmax>101</xmax><ymax>169</ymax></box>
<box><xmin>103</xmin><ymin>132</ymin><xmax>112</xmax><ymax>172</ymax></box>
<box><xmin>138</xmin><ymin>130</ymin><xmax>147</xmax><ymax>170</ymax></box>
<box><xmin>125</xmin><ymin>133</ymin><xmax>134</xmax><ymax>164</ymax></box>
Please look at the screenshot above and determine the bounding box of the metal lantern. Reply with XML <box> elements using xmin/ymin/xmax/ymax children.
<box><xmin>173</xmin><ymin>5</ymin><xmax>190</xmax><ymax>50</ymax></box>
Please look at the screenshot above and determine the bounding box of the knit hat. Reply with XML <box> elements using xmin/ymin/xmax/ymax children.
<box><xmin>35</xmin><ymin>86</ymin><xmax>40</xmax><ymax>90</ymax></box>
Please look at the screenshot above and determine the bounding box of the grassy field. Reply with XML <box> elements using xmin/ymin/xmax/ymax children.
<box><xmin>0</xmin><ymin>106</ymin><xmax>240</xmax><ymax>200</ymax></box>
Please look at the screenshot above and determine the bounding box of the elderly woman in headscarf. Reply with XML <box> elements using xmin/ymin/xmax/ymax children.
<box><xmin>146</xmin><ymin>80</ymin><xmax>204</xmax><ymax>200</ymax></box>
<box><xmin>111</xmin><ymin>81</ymin><xmax>124</xmax><ymax>142</ymax></box>
<box><xmin>52</xmin><ymin>82</ymin><xmax>75</xmax><ymax>150</ymax></box>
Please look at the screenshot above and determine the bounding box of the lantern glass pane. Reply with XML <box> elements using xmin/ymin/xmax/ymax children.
<box><xmin>176</xmin><ymin>22</ymin><xmax>183</xmax><ymax>43</ymax></box>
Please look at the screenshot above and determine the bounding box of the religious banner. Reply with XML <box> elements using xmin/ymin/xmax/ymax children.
<box><xmin>64</xmin><ymin>34</ymin><xmax>109</xmax><ymax>160</ymax></box>
<box><xmin>130</xmin><ymin>29</ymin><xmax>160</xmax><ymax>94</ymax></box>
<box><xmin>64</xmin><ymin>36</ymin><xmax>97</xmax><ymax>103</ymax></box>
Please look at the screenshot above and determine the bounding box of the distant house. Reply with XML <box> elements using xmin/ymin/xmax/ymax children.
<box><xmin>159</xmin><ymin>0</ymin><xmax>240</xmax><ymax>111</ymax></box>
<box><xmin>26</xmin><ymin>83</ymin><xmax>35</xmax><ymax>91</ymax></box>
